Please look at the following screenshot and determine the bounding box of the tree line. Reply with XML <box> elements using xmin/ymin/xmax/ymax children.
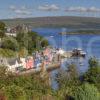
<box><xmin>0</xmin><ymin>21</ymin><xmax>49</xmax><ymax>57</ymax></box>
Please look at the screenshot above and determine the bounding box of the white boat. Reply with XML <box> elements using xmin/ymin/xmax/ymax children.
<box><xmin>72</xmin><ymin>48</ymin><xmax>86</xmax><ymax>57</ymax></box>
<box><xmin>79</xmin><ymin>62</ymin><xmax>84</xmax><ymax>66</ymax></box>
<box><xmin>57</xmin><ymin>48</ymin><xmax>65</xmax><ymax>55</ymax></box>
<box><xmin>50</xmin><ymin>36</ymin><xmax>54</xmax><ymax>37</ymax></box>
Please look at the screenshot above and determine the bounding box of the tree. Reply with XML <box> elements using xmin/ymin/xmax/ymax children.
<box><xmin>56</xmin><ymin>64</ymin><xmax>79</xmax><ymax>88</ymax></box>
<box><xmin>1</xmin><ymin>85</ymin><xmax>27</xmax><ymax>100</ymax></box>
<box><xmin>0</xmin><ymin>48</ymin><xmax>17</xmax><ymax>57</ymax></box>
<box><xmin>18</xmin><ymin>47</ymin><xmax>28</xmax><ymax>57</ymax></box>
<box><xmin>67</xmin><ymin>64</ymin><xmax>79</xmax><ymax>80</ymax></box>
<box><xmin>1</xmin><ymin>37</ymin><xmax>19</xmax><ymax>51</ymax></box>
<box><xmin>83</xmin><ymin>66</ymin><xmax>100</xmax><ymax>83</ymax></box>
<box><xmin>16</xmin><ymin>31</ymin><xmax>48</xmax><ymax>54</ymax></box>
<box><xmin>0</xmin><ymin>65</ymin><xmax>7</xmax><ymax>79</ymax></box>
<box><xmin>83</xmin><ymin>57</ymin><xmax>100</xmax><ymax>91</ymax></box>
<box><xmin>0</xmin><ymin>21</ymin><xmax>6</xmax><ymax>38</ymax></box>
<box><xmin>0</xmin><ymin>31</ymin><xmax>5</xmax><ymax>38</ymax></box>
<box><xmin>88</xmin><ymin>57</ymin><xmax>99</xmax><ymax>68</ymax></box>
<box><xmin>55</xmin><ymin>64</ymin><xmax>80</xmax><ymax>99</ymax></box>
<box><xmin>41</xmin><ymin>39</ymin><xmax>49</xmax><ymax>48</ymax></box>
<box><xmin>74</xmin><ymin>83</ymin><xmax>100</xmax><ymax>100</ymax></box>
<box><xmin>0</xmin><ymin>21</ymin><xmax>5</xmax><ymax>31</ymax></box>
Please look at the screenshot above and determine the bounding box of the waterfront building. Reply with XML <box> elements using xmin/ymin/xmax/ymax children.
<box><xmin>0</xmin><ymin>57</ymin><xmax>22</xmax><ymax>72</ymax></box>
<box><xmin>26</xmin><ymin>57</ymin><xmax>34</xmax><ymax>69</ymax></box>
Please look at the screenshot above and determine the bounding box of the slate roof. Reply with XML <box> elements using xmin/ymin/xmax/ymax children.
<box><xmin>0</xmin><ymin>57</ymin><xmax>21</xmax><ymax>66</ymax></box>
<box><xmin>7</xmin><ymin>58</ymin><xmax>21</xmax><ymax>66</ymax></box>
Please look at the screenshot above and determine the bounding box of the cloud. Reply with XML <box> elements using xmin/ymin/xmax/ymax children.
<box><xmin>38</xmin><ymin>4</ymin><xmax>60</xmax><ymax>11</ymax></box>
<box><xmin>65</xmin><ymin>6</ymin><xmax>100</xmax><ymax>12</ymax></box>
<box><xmin>87</xmin><ymin>7</ymin><xmax>100</xmax><ymax>12</ymax></box>
<box><xmin>9</xmin><ymin>5</ymin><xmax>16</xmax><ymax>11</ymax></box>
<box><xmin>14</xmin><ymin>9</ymin><xmax>32</xmax><ymax>15</ymax></box>
<box><xmin>21</xmin><ymin>6</ymin><xmax>27</xmax><ymax>10</ymax></box>
<box><xmin>67</xmin><ymin>7</ymin><xmax>87</xmax><ymax>12</ymax></box>
<box><xmin>9</xmin><ymin>5</ymin><xmax>32</xmax><ymax>15</ymax></box>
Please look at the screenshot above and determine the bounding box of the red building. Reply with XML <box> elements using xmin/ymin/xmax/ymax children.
<box><xmin>26</xmin><ymin>57</ymin><xmax>34</xmax><ymax>69</ymax></box>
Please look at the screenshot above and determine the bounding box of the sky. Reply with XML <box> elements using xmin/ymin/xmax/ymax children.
<box><xmin>0</xmin><ymin>0</ymin><xmax>100</xmax><ymax>19</ymax></box>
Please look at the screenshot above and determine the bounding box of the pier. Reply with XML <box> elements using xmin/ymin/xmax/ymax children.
<box><xmin>16</xmin><ymin>62</ymin><xmax>60</xmax><ymax>75</ymax></box>
<box><xmin>60</xmin><ymin>48</ymin><xmax>86</xmax><ymax>58</ymax></box>
<box><xmin>60</xmin><ymin>51</ymin><xmax>72</xmax><ymax>58</ymax></box>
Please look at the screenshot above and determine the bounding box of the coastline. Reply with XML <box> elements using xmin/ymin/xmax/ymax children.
<box><xmin>59</xmin><ymin>30</ymin><xmax>100</xmax><ymax>35</ymax></box>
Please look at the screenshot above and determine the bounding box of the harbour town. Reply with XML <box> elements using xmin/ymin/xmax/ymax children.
<box><xmin>0</xmin><ymin>24</ymin><xmax>87</xmax><ymax>74</ymax></box>
<box><xmin>0</xmin><ymin>0</ymin><xmax>100</xmax><ymax>99</ymax></box>
<box><xmin>0</xmin><ymin>20</ymin><xmax>100</xmax><ymax>99</ymax></box>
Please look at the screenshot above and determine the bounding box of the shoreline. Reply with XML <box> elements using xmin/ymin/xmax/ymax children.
<box><xmin>59</xmin><ymin>30</ymin><xmax>100</xmax><ymax>35</ymax></box>
<box><xmin>59</xmin><ymin>33</ymin><xmax>100</xmax><ymax>35</ymax></box>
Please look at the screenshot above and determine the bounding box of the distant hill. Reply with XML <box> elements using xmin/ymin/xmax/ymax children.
<box><xmin>1</xmin><ymin>16</ymin><xmax>100</xmax><ymax>29</ymax></box>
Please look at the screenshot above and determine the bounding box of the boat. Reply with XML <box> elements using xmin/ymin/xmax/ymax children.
<box><xmin>57</xmin><ymin>48</ymin><xmax>65</xmax><ymax>55</ymax></box>
<box><xmin>79</xmin><ymin>62</ymin><xmax>84</xmax><ymax>66</ymax></box>
<box><xmin>50</xmin><ymin>35</ymin><xmax>54</xmax><ymax>37</ymax></box>
<box><xmin>72</xmin><ymin>48</ymin><xmax>86</xmax><ymax>58</ymax></box>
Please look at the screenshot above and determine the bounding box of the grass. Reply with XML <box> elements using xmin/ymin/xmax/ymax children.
<box><xmin>0</xmin><ymin>48</ymin><xmax>17</xmax><ymax>57</ymax></box>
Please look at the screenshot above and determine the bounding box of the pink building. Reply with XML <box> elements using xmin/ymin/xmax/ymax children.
<box><xmin>26</xmin><ymin>57</ymin><xmax>34</xmax><ymax>69</ymax></box>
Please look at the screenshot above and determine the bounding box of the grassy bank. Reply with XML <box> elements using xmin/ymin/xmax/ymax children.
<box><xmin>0</xmin><ymin>48</ymin><xmax>17</xmax><ymax>57</ymax></box>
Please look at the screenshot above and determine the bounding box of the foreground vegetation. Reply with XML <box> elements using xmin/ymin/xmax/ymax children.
<box><xmin>55</xmin><ymin>57</ymin><xmax>100</xmax><ymax>100</ymax></box>
<box><xmin>0</xmin><ymin>66</ymin><xmax>53</xmax><ymax>100</ymax></box>
<box><xmin>0</xmin><ymin>57</ymin><xmax>100</xmax><ymax>100</ymax></box>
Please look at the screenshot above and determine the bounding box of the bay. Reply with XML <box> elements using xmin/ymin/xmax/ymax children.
<box><xmin>33</xmin><ymin>28</ymin><xmax>100</xmax><ymax>89</ymax></box>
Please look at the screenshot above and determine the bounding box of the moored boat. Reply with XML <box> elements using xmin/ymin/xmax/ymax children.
<box><xmin>72</xmin><ymin>48</ymin><xmax>86</xmax><ymax>58</ymax></box>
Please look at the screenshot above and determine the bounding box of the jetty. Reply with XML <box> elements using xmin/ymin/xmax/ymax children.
<box><xmin>60</xmin><ymin>48</ymin><xmax>86</xmax><ymax>58</ymax></box>
<box><xmin>60</xmin><ymin>51</ymin><xmax>72</xmax><ymax>58</ymax></box>
<box><xmin>16</xmin><ymin>62</ymin><xmax>60</xmax><ymax>75</ymax></box>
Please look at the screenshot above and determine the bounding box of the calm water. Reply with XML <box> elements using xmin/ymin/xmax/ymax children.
<box><xmin>33</xmin><ymin>28</ymin><xmax>100</xmax><ymax>89</ymax></box>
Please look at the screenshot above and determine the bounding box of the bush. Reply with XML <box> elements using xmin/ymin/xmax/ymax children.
<box><xmin>74</xmin><ymin>83</ymin><xmax>100</xmax><ymax>100</ymax></box>
<box><xmin>88</xmin><ymin>57</ymin><xmax>99</xmax><ymax>68</ymax></box>
<box><xmin>1</xmin><ymin>37</ymin><xmax>19</xmax><ymax>51</ymax></box>
<box><xmin>0</xmin><ymin>48</ymin><xmax>17</xmax><ymax>57</ymax></box>
<box><xmin>1</xmin><ymin>85</ymin><xmax>27</xmax><ymax>100</ymax></box>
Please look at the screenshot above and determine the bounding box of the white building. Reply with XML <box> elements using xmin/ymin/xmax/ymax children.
<box><xmin>20</xmin><ymin>58</ymin><xmax>26</xmax><ymax>68</ymax></box>
<box><xmin>0</xmin><ymin>57</ymin><xmax>22</xmax><ymax>72</ymax></box>
<box><xmin>5</xmin><ymin>32</ymin><xmax>17</xmax><ymax>37</ymax></box>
